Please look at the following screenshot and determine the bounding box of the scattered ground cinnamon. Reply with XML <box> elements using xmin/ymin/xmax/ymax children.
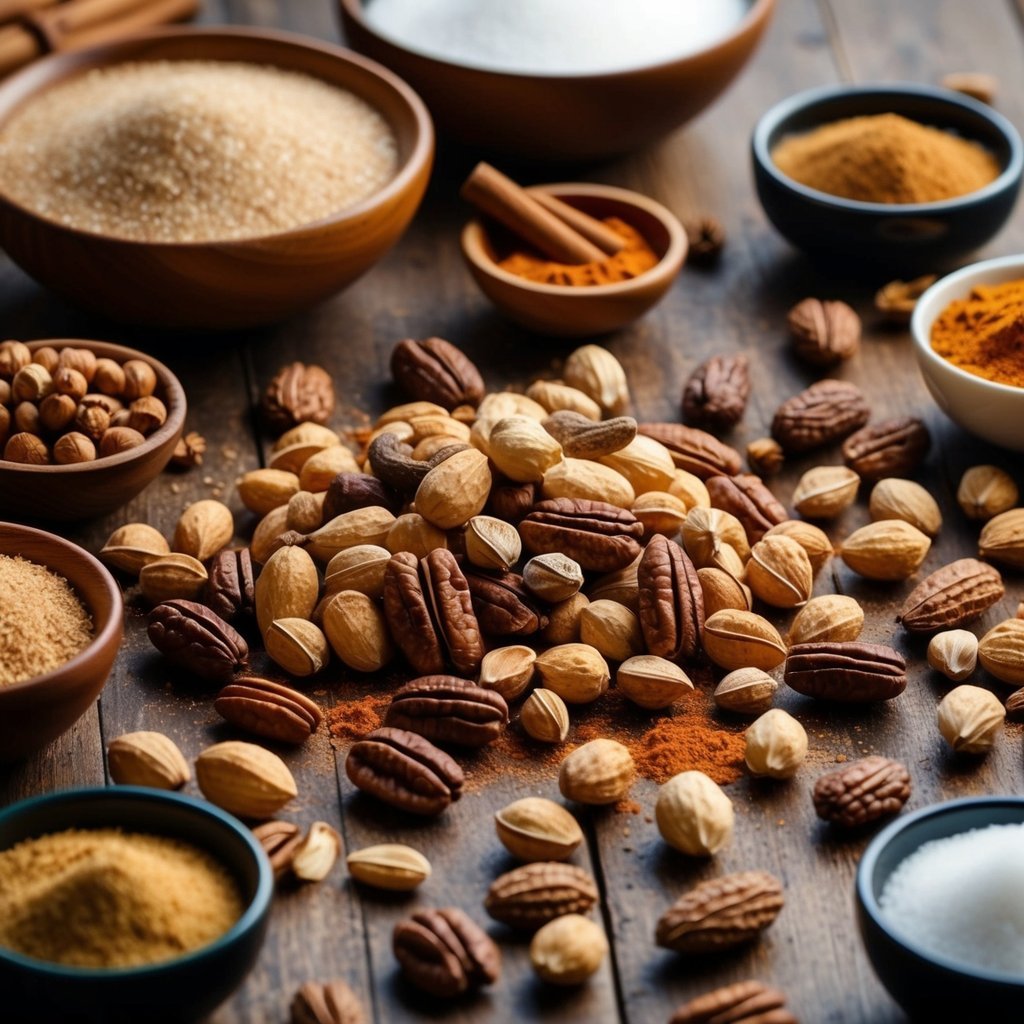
<box><xmin>327</xmin><ymin>693</ymin><xmax>389</xmax><ymax>741</ymax></box>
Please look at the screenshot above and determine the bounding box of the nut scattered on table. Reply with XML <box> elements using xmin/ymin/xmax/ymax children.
<box><xmin>812</xmin><ymin>755</ymin><xmax>911</xmax><ymax>828</ymax></box>
<box><xmin>656</xmin><ymin>770</ymin><xmax>734</xmax><ymax>855</ymax></box>
<box><xmin>529</xmin><ymin>913</ymin><xmax>608</xmax><ymax>985</ymax></box>
<box><xmin>107</xmin><ymin>730</ymin><xmax>189</xmax><ymax>790</ymax></box>
<box><xmin>745</xmin><ymin>709</ymin><xmax>808</xmax><ymax>779</ymax></box>
<box><xmin>494</xmin><ymin>797</ymin><xmax>583</xmax><ymax>862</ymax></box>
<box><xmin>937</xmin><ymin>685</ymin><xmax>1005</xmax><ymax>754</ymax></box>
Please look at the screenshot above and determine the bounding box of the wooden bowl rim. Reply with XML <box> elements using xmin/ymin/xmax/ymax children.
<box><xmin>340</xmin><ymin>0</ymin><xmax>776</xmax><ymax>81</ymax></box>
<box><xmin>0</xmin><ymin>521</ymin><xmax>123</xmax><ymax>696</ymax></box>
<box><xmin>4</xmin><ymin>339</ymin><xmax>187</xmax><ymax>475</ymax></box>
<box><xmin>0</xmin><ymin>25</ymin><xmax>434</xmax><ymax>249</ymax></box>
<box><xmin>460</xmin><ymin>182</ymin><xmax>688</xmax><ymax>296</ymax></box>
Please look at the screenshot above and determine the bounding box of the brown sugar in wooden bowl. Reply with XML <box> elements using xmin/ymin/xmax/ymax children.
<box><xmin>0</xmin><ymin>522</ymin><xmax>123</xmax><ymax>762</ymax></box>
<box><xmin>0</xmin><ymin>27</ymin><xmax>433</xmax><ymax>329</ymax></box>
<box><xmin>0</xmin><ymin>340</ymin><xmax>186</xmax><ymax>522</ymax></box>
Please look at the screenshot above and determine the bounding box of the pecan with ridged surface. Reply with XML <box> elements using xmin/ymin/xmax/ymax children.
<box><xmin>204</xmin><ymin>547</ymin><xmax>256</xmax><ymax>624</ymax></box>
<box><xmin>670</xmin><ymin>980</ymin><xmax>797</xmax><ymax>1024</ymax></box>
<box><xmin>682</xmin><ymin>354</ymin><xmax>749</xmax><ymax>432</ymax></box>
<box><xmin>262</xmin><ymin>362</ymin><xmax>335</xmax><ymax>434</ymax></box>
<box><xmin>291</xmin><ymin>979</ymin><xmax>366</xmax><ymax>1024</ymax></box>
<box><xmin>519</xmin><ymin>497</ymin><xmax>643</xmax><ymax>572</ymax></box>
<box><xmin>784</xmin><ymin>641</ymin><xmax>906</xmax><ymax>702</ymax></box>
<box><xmin>214</xmin><ymin>675</ymin><xmax>322</xmax><ymax>745</ymax></box>
<box><xmin>771</xmin><ymin>379</ymin><xmax>870</xmax><ymax>453</ymax></box>
<box><xmin>147</xmin><ymin>599</ymin><xmax>248</xmax><ymax>682</ymax></box>
<box><xmin>842</xmin><ymin>416</ymin><xmax>931</xmax><ymax>481</ymax></box>
<box><xmin>393</xmin><ymin>907</ymin><xmax>500</xmax><ymax>996</ymax></box>
<box><xmin>465</xmin><ymin>568</ymin><xmax>548</xmax><ymax>637</ymax></box>
<box><xmin>812</xmin><ymin>755</ymin><xmax>911</xmax><ymax>828</ymax></box>
<box><xmin>706</xmin><ymin>474</ymin><xmax>788</xmax><ymax>544</ymax></box>
<box><xmin>385</xmin><ymin>676</ymin><xmax>508</xmax><ymax>747</ymax></box>
<box><xmin>638</xmin><ymin>422</ymin><xmax>742</xmax><ymax>479</ymax></box>
<box><xmin>484</xmin><ymin>862</ymin><xmax>598</xmax><ymax>930</ymax></box>
<box><xmin>637</xmin><ymin>534</ymin><xmax>703</xmax><ymax>660</ymax></box>
<box><xmin>898</xmin><ymin>558</ymin><xmax>1004</xmax><ymax>633</ymax></box>
<box><xmin>390</xmin><ymin>337</ymin><xmax>485</xmax><ymax>410</ymax></box>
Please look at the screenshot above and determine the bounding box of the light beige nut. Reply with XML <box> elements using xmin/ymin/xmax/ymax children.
<box><xmin>697</xmin><ymin>567</ymin><xmax>752</xmax><ymax>617</ymax></box>
<box><xmin>464</xmin><ymin>515</ymin><xmax>522</xmax><ymax>571</ymax></box>
<box><xmin>195</xmin><ymin>740</ymin><xmax>297</xmax><ymax>818</ymax></box>
<box><xmin>99</xmin><ymin>523</ymin><xmax>170</xmax><ymax>576</ymax></box>
<box><xmin>598</xmin><ymin>435</ymin><xmax>676</xmax><ymax>495</ymax></box>
<box><xmin>702</xmin><ymin>610</ymin><xmax>787</xmax><ymax>671</ymax></box>
<box><xmin>107</xmin><ymin>731</ymin><xmax>189</xmax><ymax>789</ymax></box>
<box><xmin>407</xmin><ymin>412</ymin><xmax>470</xmax><ymax>445</ymax></box>
<box><xmin>324</xmin><ymin>544</ymin><xmax>391</xmax><ymax>599</ymax></box>
<box><xmin>587</xmin><ymin>559</ymin><xmax>640</xmax><ymax>612</ymax></box>
<box><xmin>977</xmin><ymin>618</ymin><xmax>1024</xmax><ymax>685</ymax></box>
<box><xmin>713</xmin><ymin>668</ymin><xmax>778</xmax><ymax>716</ymax></box>
<box><xmin>523</xmin><ymin>553</ymin><xmax>584</xmax><ymax>603</ymax></box>
<box><xmin>386</xmin><ymin>513</ymin><xmax>447</xmax><ymax>559</ymax></box>
<box><xmin>139</xmin><ymin>553</ymin><xmax>208</xmax><ymax>603</ymax></box>
<box><xmin>479</xmin><ymin>645</ymin><xmax>537</xmax><ymax>701</ymax></box>
<box><xmin>299</xmin><ymin>445</ymin><xmax>361</xmax><ymax>492</ymax></box>
<box><xmin>682</xmin><ymin>507</ymin><xmax>750</xmax><ymax>569</ymax></box>
<box><xmin>869</xmin><ymin>478</ymin><xmax>942</xmax><ymax>537</ymax></box>
<box><xmin>541</xmin><ymin>457</ymin><xmax>635</xmax><ymax>508</ymax></box>
<box><xmin>265</xmin><ymin>618</ymin><xmax>330</xmax><ymax>677</ymax></box>
<box><xmin>306</xmin><ymin>506</ymin><xmax>397</xmax><ymax>563</ymax></box>
<box><xmin>526</xmin><ymin>379</ymin><xmax>601</xmax><ymax>420</ymax></box>
<box><xmin>520</xmin><ymin>688</ymin><xmax>570</xmax><ymax>743</ymax></box>
<box><xmin>668</xmin><ymin>469</ymin><xmax>711</xmax><ymax>511</ymax></box>
<box><xmin>631</xmin><ymin>491</ymin><xmax>690</xmax><ymax>537</ymax></box>
<box><xmin>745</xmin><ymin>709</ymin><xmax>807</xmax><ymax>779</ymax></box>
<box><xmin>487</xmin><ymin>415</ymin><xmax>563</xmax><ymax>482</ymax></box>
<box><xmin>747</xmin><ymin>436</ymin><xmax>785</xmax><ymax>477</ymax></box>
<box><xmin>616</xmin><ymin>655</ymin><xmax>693</xmax><ymax>710</ymax></box>
<box><xmin>322</xmin><ymin>591</ymin><xmax>393</xmax><ymax>672</ymax></box>
<box><xmin>255</xmin><ymin>544</ymin><xmax>320</xmax><ymax>637</ymax></box>
<box><xmin>286</xmin><ymin>491</ymin><xmax>325</xmax><ymax>534</ymax></box>
<box><xmin>942</xmin><ymin>71</ymin><xmax>998</xmax><ymax>104</ymax></box>
<box><xmin>579</xmin><ymin>599</ymin><xmax>644</xmax><ymax>662</ymax></box>
<box><xmin>415</xmin><ymin>447</ymin><xmax>492</xmax><ymax>528</ymax></box>
<box><xmin>937</xmin><ymin>685</ymin><xmax>1005</xmax><ymax>753</ymax></box>
<box><xmin>655</xmin><ymin>770</ymin><xmax>734</xmax><ymax>855</ymax></box>
<box><xmin>559</xmin><ymin>738</ymin><xmax>635</xmax><ymax>805</ymax></box>
<box><xmin>251</xmin><ymin>506</ymin><xmax>291</xmax><ymax>565</ymax></box>
<box><xmin>958</xmin><ymin>465</ymin><xmax>1018</xmax><ymax>521</ymax></box>
<box><xmin>763</xmin><ymin>520</ymin><xmax>834</xmax><ymax>574</ymax></box>
<box><xmin>346</xmin><ymin>843</ymin><xmax>431</xmax><ymax>891</ymax></box>
<box><xmin>541</xmin><ymin>593</ymin><xmax>590</xmax><ymax>645</ymax></box>
<box><xmin>376</xmin><ymin>399</ymin><xmax>449</xmax><ymax>427</ymax></box>
<box><xmin>927</xmin><ymin>629</ymin><xmax>979</xmax><ymax>682</ymax></box>
<box><xmin>792</xmin><ymin>465</ymin><xmax>860</xmax><ymax>519</ymax></box>
<box><xmin>494</xmin><ymin>797</ymin><xmax>583</xmax><ymax>862</ymax></box>
<box><xmin>788</xmin><ymin>594</ymin><xmax>864</xmax><ymax>646</ymax></box>
<box><xmin>745</xmin><ymin>535</ymin><xmax>813</xmax><ymax>609</ymax></box>
<box><xmin>272</xmin><ymin>422</ymin><xmax>341</xmax><ymax>452</ymax></box>
<box><xmin>173</xmin><ymin>499</ymin><xmax>234</xmax><ymax>563</ymax></box>
<box><xmin>530</xmin><ymin>914</ymin><xmax>608</xmax><ymax>985</ymax></box>
<box><xmin>535</xmin><ymin>643</ymin><xmax>610</xmax><ymax>704</ymax></box>
<box><xmin>238</xmin><ymin>468</ymin><xmax>301</xmax><ymax>516</ymax></box>
<box><xmin>978</xmin><ymin>508</ymin><xmax>1024</xmax><ymax>569</ymax></box>
<box><xmin>839</xmin><ymin>519</ymin><xmax>931</xmax><ymax>581</ymax></box>
<box><xmin>292</xmin><ymin>821</ymin><xmax>343</xmax><ymax>882</ymax></box>
<box><xmin>563</xmin><ymin>344</ymin><xmax>629</xmax><ymax>415</ymax></box>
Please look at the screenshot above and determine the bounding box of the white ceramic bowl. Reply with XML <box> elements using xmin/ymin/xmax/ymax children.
<box><xmin>911</xmin><ymin>254</ymin><xmax>1024</xmax><ymax>451</ymax></box>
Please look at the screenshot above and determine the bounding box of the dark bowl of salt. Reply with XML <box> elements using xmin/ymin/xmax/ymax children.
<box><xmin>856</xmin><ymin>796</ymin><xmax>1024</xmax><ymax>1020</ymax></box>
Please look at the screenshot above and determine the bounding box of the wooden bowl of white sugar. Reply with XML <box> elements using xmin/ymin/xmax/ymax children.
<box><xmin>0</xmin><ymin>28</ymin><xmax>433</xmax><ymax>329</ymax></box>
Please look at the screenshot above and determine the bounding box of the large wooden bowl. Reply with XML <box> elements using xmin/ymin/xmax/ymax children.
<box><xmin>0</xmin><ymin>523</ymin><xmax>123</xmax><ymax>761</ymax></box>
<box><xmin>0</xmin><ymin>28</ymin><xmax>434</xmax><ymax>329</ymax></box>
<box><xmin>0</xmin><ymin>340</ymin><xmax>186</xmax><ymax>522</ymax></box>
<box><xmin>339</xmin><ymin>0</ymin><xmax>774</xmax><ymax>161</ymax></box>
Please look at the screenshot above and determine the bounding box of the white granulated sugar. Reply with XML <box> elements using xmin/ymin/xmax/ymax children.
<box><xmin>879</xmin><ymin>822</ymin><xmax>1024</xmax><ymax>975</ymax></box>
<box><xmin>364</xmin><ymin>0</ymin><xmax>751</xmax><ymax>75</ymax></box>
<box><xmin>0</xmin><ymin>61</ymin><xmax>399</xmax><ymax>242</ymax></box>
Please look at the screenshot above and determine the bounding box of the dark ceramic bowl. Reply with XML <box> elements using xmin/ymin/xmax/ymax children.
<box><xmin>0</xmin><ymin>339</ymin><xmax>186</xmax><ymax>522</ymax></box>
<box><xmin>752</xmin><ymin>84</ymin><xmax>1024</xmax><ymax>274</ymax></box>
<box><xmin>856</xmin><ymin>796</ymin><xmax>1024</xmax><ymax>1020</ymax></box>
<box><xmin>0</xmin><ymin>787</ymin><xmax>273</xmax><ymax>1024</ymax></box>
<box><xmin>0</xmin><ymin>522</ymin><xmax>123</xmax><ymax>762</ymax></box>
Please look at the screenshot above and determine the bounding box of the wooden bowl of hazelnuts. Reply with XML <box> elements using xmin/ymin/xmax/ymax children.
<box><xmin>0</xmin><ymin>339</ymin><xmax>186</xmax><ymax>521</ymax></box>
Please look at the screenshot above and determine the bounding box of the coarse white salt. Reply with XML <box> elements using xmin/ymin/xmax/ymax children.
<box><xmin>878</xmin><ymin>821</ymin><xmax>1024</xmax><ymax>975</ymax></box>
<box><xmin>364</xmin><ymin>0</ymin><xmax>751</xmax><ymax>76</ymax></box>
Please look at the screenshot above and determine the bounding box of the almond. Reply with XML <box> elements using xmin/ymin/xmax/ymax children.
<box><xmin>195</xmin><ymin>740</ymin><xmax>297</xmax><ymax>819</ymax></box>
<box><xmin>107</xmin><ymin>731</ymin><xmax>189</xmax><ymax>789</ymax></box>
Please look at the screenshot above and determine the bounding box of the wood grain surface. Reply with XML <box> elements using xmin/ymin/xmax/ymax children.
<box><xmin>1</xmin><ymin>1</ymin><xmax>1023</xmax><ymax>1022</ymax></box>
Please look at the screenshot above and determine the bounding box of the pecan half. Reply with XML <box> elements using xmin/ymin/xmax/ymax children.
<box><xmin>682</xmin><ymin>355</ymin><xmax>749</xmax><ymax>432</ymax></box>
<box><xmin>204</xmin><ymin>547</ymin><xmax>256</xmax><ymax>624</ymax></box>
<box><xmin>784</xmin><ymin>641</ymin><xmax>906</xmax><ymax>702</ymax></box>
<box><xmin>147</xmin><ymin>599</ymin><xmax>248</xmax><ymax>682</ymax></box>
<box><xmin>385</xmin><ymin>676</ymin><xmax>508</xmax><ymax>747</ymax></box>
<box><xmin>812</xmin><ymin>755</ymin><xmax>911</xmax><ymax>828</ymax></box>
<box><xmin>682</xmin><ymin>215</ymin><xmax>725</xmax><ymax>267</ymax></box>
<box><xmin>390</xmin><ymin>337</ymin><xmax>485</xmax><ymax>410</ymax></box>
<box><xmin>484</xmin><ymin>862</ymin><xmax>598</xmax><ymax>930</ymax></box>
<box><xmin>393</xmin><ymin>907</ymin><xmax>501</xmax><ymax>997</ymax></box>
<box><xmin>705</xmin><ymin>474</ymin><xmax>788</xmax><ymax>544</ymax></box>
<box><xmin>465</xmin><ymin>569</ymin><xmax>548</xmax><ymax>637</ymax></box>
<box><xmin>214</xmin><ymin>675</ymin><xmax>322</xmax><ymax>745</ymax></box>
<box><xmin>788</xmin><ymin>298</ymin><xmax>861</xmax><ymax>367</ymax></box>
<box><xmin>383</xmin><ymin>549</ymin><xmax>484</xmax><ymax>676</ymax></box>
<box><xmin>519</xmin><ymin>498</ymin><xmax>644</xmax><ymax>573</ymax></box>
<box><xmin>898</xmin><ymin>558</ymin><xmax>1004</xmax><ymax>633</ymax></box>
<box><xmin>262</xmin><ymin>362</ymin><xmax>335</xmax><ymax>434</ymax></box>
<box><xmin>655</xmin><ymin>870</ymin><xmax>784</xmax><ymax>954</ymax></box>
<box><xmin>670</xmin><ymin>980</ymin><xmax>796</xmax><ymax>1024</ymax></box>
<box><xmin>770</xmin><ymin>379</ymin><xmax>870</xmax><ymax>453</ymax></box>
<box><xmin>345</xmin><ymin>727</ymin><xmax>464</xmax><ymax>816</ymax></box>
<box><xmin>323</xmin><ymin>472</ymin><xmax>399</xmax><ymax>521</ymax></box>
<box><xmin>541</xmin><ymin>410</ymin><xmax>637</xmax><ymax>459</ymax></box>
<box><xmin>486</xmin><ymin>478</ymin><xmax>538</xmax><ymax>524</ymax></box>
<box><xmin>291</xmin><ymin>979</ymin><xmax>366</xmax><ymax>1024</ymax></box>
<box><xmin>253</xmin><ymin>820</ymin><xmax>303</xmax><ymax>880</ymax></box>
<box><xmin>637</xmin><ymin>422</ymin><xmax>742</xmax><ymax>479</ymax></box>
<box><xmin>842</xmin><ymin>416</ymin><xmax>931</xmax><ymax>481</ymax></box>
<box><xmin>637</xmin><ymin>534</ymin><xmax>703</xmax><ymax>660</ymax></box>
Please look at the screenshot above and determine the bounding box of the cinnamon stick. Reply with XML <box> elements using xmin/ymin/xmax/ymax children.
<box><xmin>461</xmin><ymin>162</ymin><xmax>607</xmax><ymax>265</ymax></box>
<box><xmin>527</xmin><ymin>188</ymin><xmax>625</xmax><ymax>256</ymax></box>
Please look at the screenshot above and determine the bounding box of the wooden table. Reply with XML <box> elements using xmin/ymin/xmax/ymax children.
<box><xmin>2</xmin><ymin>1</ymin><xmax>1023</xmax><ymax>1021</ymax></box>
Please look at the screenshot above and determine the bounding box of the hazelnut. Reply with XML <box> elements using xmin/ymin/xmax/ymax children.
<box><xmin>52</xmin><ymin>366</ymin><xmax>88</xmax><ymax>401</ymax></box>
<box><xmin>655</xmin><ymin>770</ymin><xmax>734</xmax><ymax>855</ymax></box>
<box><xmin>53</xmin><ymin>432</ymin><xmax>97</xmax><ymax>464</ymax></box>
<box><xmin>75</xmin><ymin>403</ymin><xmax>111</xmax><ymax>440</ymax></box>
<box><xmin>57</xmin><ymin>346</ymin><xmax>97</xmax><ymax>382</ymax></box>
<box><xmin>31</xmin><ymin>345</ymin><xmax>60</xmax><ymax>373</ymax></box>
<box><xmin>38</xmin><ymin>392</ymin><xmax>77</xmax><ymax>433</ymax></box>
<box><xmin>93</xmin><ymin>358</ymin><xmax>126</xmax><ymax>395</ymax></box>
<box><xmin>530</xmin><ymin>914</ymin><xmax>608</xmax><ymax>985</ymax></box>
<box><xmin>127</xmin><ymin>395</ymin><xmax>167</xmax><ymax>435</ymax></box>
<box><xmin>937</xmin><ymin>684</ymin><xmax>1004</xmax><ymax>754</ymax></box>
<box><xmin>99</xmin><ymin>426</ymin><xmax>146</xmax><ymax>458</ymax></box>
<box><xmin>122</xmin><ymin>359</ymin><xmax>157</xmax><ymax>399</ymax></box>
<box><xmin>13</xmin><ymin>400</ymin><xmax>39</xmax><ymax>434</ymax></box>
<box><xmin>11</xmin><ymin>363</ymin><xmax>52</xmax><ymax>403</ymax></box>
<box><xmin>745</xmin><ymin>708</ymin><xmax>808</xmax><ymax>779</ymax></box>
<box><xmin>0</xmin><ymin>339</ymin><xmax>31</xmax><ymax>378</ymax></box>
<box><xmin>4</xmin><ymin>431</ymin><xmax>49</xmax><ymax>464</ymax></box>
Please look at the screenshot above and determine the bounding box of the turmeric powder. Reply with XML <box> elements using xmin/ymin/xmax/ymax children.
<box><xmin>772</xmin><ymin>113</ymin><xmax>1000</xmax><ymax>204</ymax></box>
<box><xmin>931</xmin><ymin>278</ymin><xmax>1024</xmax><ymax>388</ymax></box>
<box><xmin>497</xmin><ymin>217</ymin><xmax>657</xmax><ymax>286</ymax></box>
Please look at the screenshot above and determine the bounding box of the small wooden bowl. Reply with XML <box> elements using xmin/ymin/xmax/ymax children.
<box><xmin>0</xmin><ymin>27</ymin><xmax>434</xmax><ymax>329</ymax></box>
<box><xmin>339</xmin><ymin>0</ymin><xmax>775</xmax><ymax>162</ymax></box>
<box><xmin>0</xmin><ymin>523</ymin><xmax>123</xmax><ymax>762</ymax></box>
<box><xmin>0</xmin><ymin>340</ymin><xmax>186</xmax><ymax>522</ymax></box>
<box><xmin>460</xmin><ymin>183</ymin><xmax>687</xmax><ymax>337</ymax></box>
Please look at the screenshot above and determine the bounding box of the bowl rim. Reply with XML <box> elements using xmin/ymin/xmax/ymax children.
<box><xmin>856</xmin><ymin>794</ymin><xmax>1024</xmax><ymax>987</ymax></box>
<box><xmin>5</xmin><ymin>338</ymin><xmax>187</xmax><ymax>474</ymax></box>
<box><xmin>752</xmin><ymin>81</ymin><xmax>1024</xmax><ymax>213</ymax></box>
<box><xmin>0</xmin><ymin>25</ymin><xmax>434</xmax><ymax>249</ymax></box>
<box><xmin>340</xmin><ymin>0</ymin><xmax>776</xmax><ymax>81</ymax></box>
<box><xmin>910</xmin><ymin>253</ymin><xmax>1024</xmax><ymax>397</ymax></box>
<box><xmin>0</xmin><ymin>521</ymin><xmax>123</xmax><ymax>695</ymax></box>
<box><xmin>0</xmin><ymin>786</ymin><xmax>274</xmax><ymax>978</ymax></box>
<box><xmin>460</xmin><ymin>181</ymin><xmax>688</xmax><ymax>296</ymax></box>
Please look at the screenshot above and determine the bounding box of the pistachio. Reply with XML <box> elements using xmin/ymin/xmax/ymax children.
<box><xmin>172</xmin><ymin>499</ymin><xmax>234</xmax><ymax>563</ymax></box>
<box><xmin>324</xmin><ymin>544</ymin><xmax>391</xmax><ymax>599</ymax></box>
<box><xmin>927</xmin><ymin>629</ymin><xmax>979</xmax><ymax>682</ymax></box>
<box><xmin>487</xmin><ymin>415</ymin><xmax>563</xmax><ymax>482</ymax></box>
<box><xmin>597</xmin><ymin>435</ymin><xmax>676</xmax><ymax>495</ymax></box>
<box><xmin>346</xmin><ymin>844</ymin><xmax>431</xmax><ymax>891</ymax></box>
<box><xmin>540</xmin><ymin>593</ymin><xmax>590</xmax><ymax>645</ymax></box>
<box><xmin>702</xmin><ymin>610</ymin><xmax>787</xmax><ymax>671</ymax></box>
<box><xmin>541</xmin><ymin>458</ymin><xmax>635</xmax><ymax>508</ymax></box>
<box><xmin>562</xmin><ymin>344</ymin><xmax>629</xmax><ymax>415</ymax></box>
<box><xmin>386</xmin><ymin>513</ymin><xmax>448</xmax><ymax>559</ymax></box>
<box><xmin>696</xmin><ymin>567</ymin><xmax>752</xmax><ymax>617</ymax></box>
<box><xmin>839</xmin><ymin>520</ymin><xmax>931</xmax><ymax>581</ymax></box>
<box><xmin>579</xmin><ymin>600</ymin><xmax>644</xmax><ymax>662</ymax></box>
<box><xmin>957</xmin><ymin>465</ymin><xmax>1018</xmax><ymax>521</ymax></box>
<box><xmin>139</xmin><ymin>553</ymin><xmax>209</xmax><ymax>603</ymax></box>
<box><xmin>977</xmin><ymin>618</ymin><xmax>1024</xmax><ymax>685</ymax></box>
<box><xmin>682</xmin><ymin>507</ymin><xmax>750</xmax><ymax>568</ymax></box>
<box><xmin>668</xmin><ymin>469</ymin><xmax>711</xmax><ymax>511</ymax></box>
<box><xmin>196</xmin><ymin>740</ymin><xmax>297</xmax><ymax>819</ymax></box>
<box><xmin>788</xmin><ymin>595</ymin><xmax>864</xmax><ymax>645</ymax></box>
<box><xmin>478</xmin><ymin>645</ymin><xmax>537</xmax><ymax>701</ymax></box>
<box><xmin>792</xmin><ymin>465</ymin><xmax>860</xmax><ymax>519</ymax></box>
<box><xmin>534</xmin><ymin>643</ymin><xmax>610</xmax><ymax>704</ymax></box>
<box><xmin>306</xmin><ymin>506</ymin><xmax>396</xmax><ymax>563</ymax></box>
<box><xmin>523</xmin><ymin>553</ymin><xmax>584</xmax><ymax>603</ymax></box>
<box><xmin>745</xmin><ymin>709</ymin><xmax>808</xmax><ymax>779</ymax></box>
<box><xmin>291</xmin><ymin>822</ymin><xmax>343</xmax><ymax>883</ymax></box>
<box><xmin>655</xmin><ymin>770</ymin><xmax>734</xmax><ymax>855</ymax></box>
<box><xmin>763</xmin><ymin>520</ymin><xmax>834</xmax><ymax>575</ymax></box>
<box><xmin>978</xmin><ymin>508</ymin><xmax>1024</xmax><ymax>569</ymax></box>
<box><xmin>107</xmin><ymin>731</ymin><xmax>190</xmax><ymax>789</ymax></box>
<box><xmin>494</xmin><ymin>797</ymin><xmax>583</xmax><ymax>862</ymax></box>
<box><xmin>937</xmin><ymin>685</ymin><xmax>1005</xmax><ymax>754</ymax></box>
<box><xmin>322</xmin><ymin>591</ymin><xmax>393</xmax><ymax>672</ymax></box>
<box><xmin>265</xmin><ymin>618</ymin><xmax>330</xmax><ymax>677</ymax></box>
<box><xmin>713</xmin><ymin>668</ymin><xmax>778</xmax><ymax>716</ymax></box>
<box><xmin>559</xmin><ymin>738</ymin><xmax>635</xmax><ymax>805</ymax></box>
<box><xmin>255</xmin><ymin>545</ymin><xmax>320</xmax><ymax>637</ymax></box>
<box><xmin>286</xmin><ymin>491</ymin><xmax>325</xmax><ymax>534</ymax></box>
<box><xmin>464</xmin><ymin>515</ymin><xmax>522</xmax><ymax>571</ymax></box>
<box><xmin>526</xmin><ymin>379</ymin><xmax>601</xmax><ymax>420</ymax></box>
<box><xmin>299</xmin><ymin>445</ymin><xmax>361</xmax><ymax>492</ymax></box>
<box><xmin>476</xmin><ymin>390</ymin><xmax>548</xmax><ymax>423</ymax></box>
<box><xmin>631</xmin><ymin>491</ymin><xmax>690</xmax><ymax>537</ymax></box>
<box><xmin>238</xmin><ymin>468</ymin><xmax>301</xmax><ymax>516</ymax></box>
<box><xmin>415</xmin><ymin>447</ymin><xmax>492</xmax><ymax>528</ymax></box>
<box><xmin>520</xmin><ymin>688</ymin><xmax>570</xmax><ymax>743</ymax></box>
<box><xmin>869</xmin><ymin>478</ymin><xmax>942</xmax><ymax>537</ymax></box>
<box><xmin>250</xmin><ymin>506</ymin><xmax>291</xmax><ymax>564</ymax></box>
<box><xmin>100</xmin><ymin>523</ymin><xmax>170</xmax><ymax>576</ymax></box>
<box><xmin>745</xmin><ymin>535</ymin><xmax>813</xmax><ymax>609</ymax></box>
<box><xmin>617</xmin><ymin>655</ymin><xmax>694</xmax><ymax>710</ymax></box>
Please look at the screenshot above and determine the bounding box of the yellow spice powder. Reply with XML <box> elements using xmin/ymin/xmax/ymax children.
<box><xmin>0</xmin><ymin>828</ymin><xmax>244</xmax><ymax>968</ymax></box>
